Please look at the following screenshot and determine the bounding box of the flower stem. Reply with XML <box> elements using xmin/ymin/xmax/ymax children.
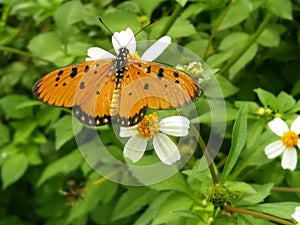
<box><xmin>0</xmin><ymin>45</ymin><xmax>54</xmax><ymax>64</ymax></box>
<box><xmin>0</xmin><ymin>0</ymin><xmax>13</xmax><ymax>27</ymax></box>
<box><xmin>158</xmin><ymin>3</ymin><xmax>183</xmax><ymax>37</ymax></box>
<box><xmin>191</xmin><ymin>124</ymin><xmax>219</xmax><ymax>184</ymax></box>
<box><xmin>219</xmin><ymin>12</ymin><xmax>272</xmax><ymax>78</ymax></box>
<box><xmin>224</xmin><ymin>205</ymin><xmax>294</xmax><ymax>225</ymax></box>
<box><xmin>203</xmin><ymin>0</ymin><xmax>235</xmax><ymax>60</ymax></box>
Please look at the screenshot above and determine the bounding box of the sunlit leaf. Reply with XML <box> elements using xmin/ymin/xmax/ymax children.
<box><xmin>2</xmin><ymin>153</ymin><xmax>29</xmax><ymax>189</ymax></box>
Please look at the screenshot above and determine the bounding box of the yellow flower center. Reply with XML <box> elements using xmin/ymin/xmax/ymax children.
<box><xmin>137</xmin><ymin>112</ymin><xmax>159</xmax><ymax>139</ymax></box>
<box><xmin>128</xmin><ymin>52</ymin><xmax>140</xmax><ymax>59</ymax></box>
<box><xmin>281</xmin><ymin>131</ymin><xmax>298</xmax><ymax>148</ymax></box>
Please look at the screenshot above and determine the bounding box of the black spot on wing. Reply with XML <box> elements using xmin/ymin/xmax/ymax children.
<box><xmin>73</xmin><ymin>105</ymin><xmax>111</xmax><ymax>126</ymax></box>
<box><xmin>79</xmin><ymin>82</ymin><xmax>85</xmax><ymax>89</ymax></box>
<box><xmin>157</xmin><ymin>68</ymin><xmax>164</xmax><ymax>79</ymax></box>
<box><xmin>58</xmin><ymin>70</ymin><xmax>64</xmax><ymax>76</ymax></box>
<box><xmin>84</xmin><ymin>65</ymin><xmax>90</xmax><ymax>73</ymax></box>
<box><xmin>146</xmin><ymin>66</ymin><xmax>151</xmax><ymax>73</ymax></box>
<box><xmin>114</xmin><ymin>106</ymin><xmax>147</xmax><ymax>127</ymax></box>
<box><xmin>70</xmin><ymin>67</ymin><xmax>78</xmax><ymax>78</ymax></box>
<box><xmin>173</xmin><ymin>71</ymin><xmax>179</xmax><ymax>78</ymax></box>
<box><xmin>144</xmin><ymin>83</ymin><xmax>149</xmax><ymax>90</ymax></box>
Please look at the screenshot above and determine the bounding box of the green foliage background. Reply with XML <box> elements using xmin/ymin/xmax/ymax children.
<box><xmin>0</xmin><ymin>0</ymin><xmax>300</xmax><ymax>224</ymax></box>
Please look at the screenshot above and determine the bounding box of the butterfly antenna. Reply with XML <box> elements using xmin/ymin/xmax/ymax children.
<box><xmin>98</xmin><ymin>18</ymin><xmax>122</xmax><ymax>47</ymax></box>
<box><xmin>126</xmin><ymin>20</ymin><xmax>155</xmax><ymax>47</ymax></box>
<box><xmin>134</xmin><ymin>20</ymin><xmax>155</xmax><ymax>37</ymax></box>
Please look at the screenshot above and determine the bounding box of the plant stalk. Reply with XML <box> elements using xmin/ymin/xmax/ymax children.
<box><xmin>224</xmin><ymin>205</ymin><xmax>294</xmax><ymax>225</ymax></box>
<box><xmin>203</xmin><ymin>0</ymin><xmax>235</xmax><ymax>60</ymax></box>
<box><xmin>191</xmin><ymin>124</ymin><xmax>219</xmax><ymax>184</ymax></box>
<box><xmin>158</xmin><ymin>3</ymin><xmax>183</xmax><ymax>37</ymax></box>
<box><xmin>219</xmin><ymin>12</ymin><xmax>272</xmax><ymax>78</ymax></box>
<box><xmin>0</xmin><ymin>45</ymin><xmax>54</xmax><ymax>64</ymax></box>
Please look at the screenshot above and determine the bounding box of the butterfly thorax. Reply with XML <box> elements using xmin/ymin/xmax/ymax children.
<box><xmin>110</xmin><ymin>47</ymin><xmax>130</xmax><ymax>118</ymax></box>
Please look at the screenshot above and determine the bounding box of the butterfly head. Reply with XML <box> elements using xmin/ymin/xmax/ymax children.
<box><xmin>118</xmin><ymin>46</ymin><xmax>140</xmax><ymax>60</ymax></box>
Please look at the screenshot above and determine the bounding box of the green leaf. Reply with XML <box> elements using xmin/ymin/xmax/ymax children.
<box><xmin>215</xmin><ymin>75</ymin><xmax>239</xmax><ymax>97</ymax></box>
<box><xmin>236</xmin><ymin>183</ymin><xmax>273</xmax><ymax>206</ymax></box>
<box><xmin>219</xmin><ymin>32</ymin><xmax>249</xmax><ymax>50</ymax></box>
<box><xmin>257</xmin><ymin>26</ymin><xmax>281</xmax><ymax>47</ymax></box>
<box><xmin>150</xmin><ymin>17</ymin><xmax>196</xmax><ymax>39</ymax></box>
<box><xmin>101</xmin><ymin>10</ymin><xmax>140</xmax><ymax>34</ymax></box>
<box><xmin>195</xmin><ymin>106</ymin><xmax>239</xmax><ymax>123</ymax></box>
<box><xmin>291</xmin><ymin>80</ymin><xmax>300</xmax><ymax>97</ymax></box>
<box><xmin>218</xmin><ymin>0</ymin><xmax>253</xmax><ymax>30</ymax></box>
<box><xmin>25</xmin><ymin>144</ymin><xmax>42</xmax><ymax>165</ymax></box>
<box><xmin>28</xmin><ymin>32</ymin><xmax>63</xmax><ymax>61</ymax></box>
<box><xmin>150</xmin><ymin>173</ymin><xmax>191</xmax><ymax>195</ymax></box>
<box><xmin>277</xmin><ymin>91</ymin><xmax>296</xmax><ymax>112</ymax></box>
<box><xmin>2</xmin><ymin>153</ymin><xmax>29</xmax><ymax>189</ymax></box>
<box><xmin>229</xmin><ymin>43</ymin><xmax>258</xmax><ymax>79</ymax></box>
<box><xmin>53</xmin><ymin>115</ymin><xmax>74</xmax><ymax>150</ymax></box>
<box><xmin>36</xmin><ymin>106</ymin><xmax>62</xmax><ymax>126</ymax></box>
<box><xmin>290</xmin><ymin>100</ymin><xmax>300</xmax><ymax>113</ymax></box>
<box><xmin>224</xmin><ymin>181</ymin><xmax>257</xmax><ymax>195</ymax></box>
<box><xmin>206</xmin><ymin>50</ymin><xmax>234</xmax><ymax>68</ymax></box>
<box><xmin>151</xmin><ymin>192</ymin><xmax>193</xmax><ymax>225</ymax></box>
<box><xmin>11</xmin><ymin>119</ymin><xmax>38</xmax><ymax>143</ymax></box>
<box><xmin>134</xmin><ymin>192</ymin><xmax>174</xmax><ymax>225</ymax></box>
<box><xmin>176</xmin><ymin>0</ymin><xmax>188</xmax><ymax>7</ymax></box>
<box><xmin>168</xmin><ymin>17</ymin><xmax>196</xmax><ymax>38</ymax></box>
<box><xmin>111</xmin><ymin>187</ymin><xmax>157</xmax><ymax>221</ymax></box>
<box><xmin>54</xmin><ymin>0</ymin><xmax>83</xmax><ymax>33</ymax></box>
<box><xmin>265</xmin><ymin>0</ymin><xmax>292</xmax><ymax>20</ymax></box>
<box><xmin>287</xmin><ymin>170</ymin><xmax>300</xmax><ymax>187</ymax></box>
<box><xmin>254</xmin><ymin>202</ymin><xmax>300</xmax><ymax>220</ymax></box>
<box><xmin>172</xmin><ymin>210</ymin><xmax>203</xmax><ymax>220</ymax></box>
<box><xmin>220</xmin><ymin>104</ymin><xmax>248</xmax><ymax>184</ymax></box>
<box><xmin>0</xmin><ymin>95</ymin><xmax>33</xmax><ymax>119</ymax></box>
<box><xmin>238</xmin><ymin>214</ymin><xmax>274</xmax><ymax>225</ymax></box>
<box><xmin>68</xmin><ymin>180</ymin><xmax>118</xmax><ymax>223</ymax></box>
<box><xmin>37</xmin><ymin>150</ymin><xmax>83</xmax><ymax>186</ymax></box>
<box><xmin>0</xmin><ymin>121</ymin><xmax>10</xmax><ymax>146</ymax></box>
<box><xmin>254</xmin><ymin>88</ymin><xmax>277</xmax><ymax>110</ymax></box>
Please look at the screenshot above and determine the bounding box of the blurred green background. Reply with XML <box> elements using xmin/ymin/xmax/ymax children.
<box><xmin>0</xmin><ymin>0</ymin><xmax>300</xmax><ymax>224</ymax></box>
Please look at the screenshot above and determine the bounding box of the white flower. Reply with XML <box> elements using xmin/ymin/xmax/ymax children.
<box><xmin>120</xmin><ymin>112</ymin><xmax>190</xmax><ymax>165</ymax></box>
<box><xmin>292</xmin><ymin>206</ymin><xmax>300</xmax><ymax>223</ymax></box>
<box><xmin>264</xmin><ymin>116</ymin><xmax>300</xmax><ymax>170</ymax></box>
<box><xmin>86</xmin><ymin>27</ymin><xmax>171</xmax><ymax>61</ymax></box>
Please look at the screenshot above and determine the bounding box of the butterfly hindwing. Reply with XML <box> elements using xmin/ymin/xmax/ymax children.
<box><xmin>33</xmin><ymin>59</ymin><xmax>116</xmax><ymax>126</ymax></box>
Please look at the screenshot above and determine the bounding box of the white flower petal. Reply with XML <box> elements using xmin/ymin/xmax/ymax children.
<box><xmin>264</xmin><ymin>140</ymin><xmax>285</xmax><ymax>159</ymax></box>
<box><xmin>159</xmin><ymin>116</ymin><xmax>190</xmax><ymax>137</ymax></box>
<box><xmin>153</xmin><ymin>133</ymin><xmax>180</xmax><ymax>165</ymax></box>
<box><xmin>141</xmin><ymin>36</ymin><xmax>171</xmax><ymax>61</ymax></box>
<box><xmin>123</xmin><ymin>135</ymin><xmax>147</xmax><ymax>163</ymax></box>
<box><xmin>112</xmin><ymin>28</ymin><xmax>136</xmax><ymax>54</ymax></box>
<box><xmin>85</xmin><ymin>47</ymin><xmax>114</xmax><ymax>61</ymax></box>
<box><xmin>291</xmin><ymin>115</ymin><xmax>300</xmax><ymax>134</ymax></box>
<box><xmin>119</xmin><ymin>125</ymin><xmax>139</xmax><ymax>137</ymax></box>
<box><xmin>281</xmin><ymin>147</ymin><xmax>297</xmax><ymax>170</ymax></box>
<box><xmin>268</xmin><ymin>118</ymin><xmax>289</xmax><ymax>136</ymax></box>
<box><xmin>292</xmin><ymin>207</ymin><xmax>300</xmax><ymax>222</ymax></box>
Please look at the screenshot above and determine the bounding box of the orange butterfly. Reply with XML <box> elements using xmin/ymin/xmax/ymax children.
<box><xmin>33</xmin><ymin>28</ymin><xmax>201</xmax><ymax>127</ymax></box>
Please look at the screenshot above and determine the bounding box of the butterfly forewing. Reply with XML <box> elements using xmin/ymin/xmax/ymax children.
<box><xmin>33</xmin><ymin>59</ymin><xmax>116</xmax><ymax>126</ymax></box>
